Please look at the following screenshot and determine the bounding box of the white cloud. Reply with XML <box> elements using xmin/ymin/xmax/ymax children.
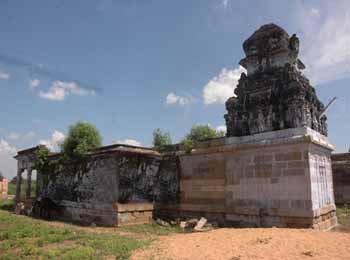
<box><xmin>29</xmin><ymin>78</ymin><xmax>41</xmax><ymax>89</ymax></box>
<box><xmin>310</xmin><ymin>8</ymin><xmax>321</xmax><ymax>18</ymax></box>
<box><xmin>0</xmin><ymin>139</ymin><xmax>17</xmax><ymax>179</ymax></box>
<box><xmin>165</xmin><ymin>92</ymin><xmax>192</xmax><ymax>106</ymax></box>
<box><xmin>298</xmin><ymin>1</ymin><xmax>350</xmax><ymax>85</ymax></box>
<box><xmin>222</xmin><ymin>0</ymin><xmax>229</xmax><ymax>8</ymax></box>
<box><xmin>0</xmin><ymin>70</ymin><xmax>10</xmax><ymax>80</ymax></box>
<box><xmin>39</xmin><ymin>130</ymin><xmax>65</xmax><ymax>151</ymax></box>
<box><xmin>216</xmin><ymin>125</ymin><xmax>227</xmax><ymax>134</ymax></box>
<box><xmin>23</xmin><ymin>131</ymin><xmax>37</xmax><ymax>139</ymax></box>
<box><xmin>115</xmin><ymin>139</ymin><xmax>142</xmax><ymax>147</ymax></box>
<box><xmin>0</xmin><ymin>139</ymin><xmax>17</xmax><ymax>155</ymax></box>
<box><xmin>38</xmin><ymin>81</ymin><xmax>95</xmax><ymax>101</ymax></box>
<box><xmin>203</xmin><ymin>66</ymin><xmax>246</xmax><ymax>105</ymax></box>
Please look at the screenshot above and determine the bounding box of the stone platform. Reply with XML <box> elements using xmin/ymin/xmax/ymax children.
<box><xmin>157</xmin><ymin>127</ymin><xmax>337</xmax><ymax>230</ymax></box>
<box><xmin>54</xmin><ymin>201</ymin><xmax>154</xmax><ymax>226</ymax></box>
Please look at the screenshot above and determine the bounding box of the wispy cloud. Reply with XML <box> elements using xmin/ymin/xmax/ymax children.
<box><xmin>164</xmin><ymin>92</ymin><xmax>193</xmax><ymax>106</ymax></box>
<box><xmin>203</xmin><ymin>66</ymin><xmax>246</xmax><ymax>105</ymax></box>
<box><xmin>0</xmin><ymin>70</ymin><xmax>10</xmax><ymax>80</ymax></box>
<box><xmin>6</xmin><ymin>131</ymin><xmax>37</xmax><ymax>141</ymax></box>
<box><xmin>0</xmin><ymin>52</ymin><xmax>100</xmax><ymax>93</ymax></box>
<box><xmin>7</xmin><ymin>132</ymin><xmax>20</xmax><ymax>141</ymax></box>
<box><xmin>221</xmin><ymin>0</ymin><xmax>230</xmax><ymax>8</ymax></box>
<box><xmin>0</xmin><ymin>139</ymin><xmax>17</xmax><ymax>178</ymax></box>
<box><xmin>29</xmin><ymin>78</ymin><xmax>41</xmax><ymax>89</ymax></box>
<box><xmin>38</xmin><ymin>81</ymin><xmax>95</xmax><ymax>101</ymax></box>
<box><xmin>297</xmin><ymin>1</ymin><xmax>350</xmax><ymax>85</ymax></box>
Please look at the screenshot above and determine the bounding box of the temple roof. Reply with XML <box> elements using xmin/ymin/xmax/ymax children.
<box><xmin>242</xmin><ymin>23</ymin><xmax>290</xmax><ymax>57</ymax></box>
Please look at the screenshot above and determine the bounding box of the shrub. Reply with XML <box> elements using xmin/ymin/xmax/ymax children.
<box><xmin>152</xmin><ymin>128</ymin><xmax>172</xmax><ymax>152</ymax></box>
<box><xmin>61</xmin><ymin>121</ymin><xmax>102</xmax><ymax>160</ymax></box>
<box><xmin>181</xmin><ymin>124</ymin><xmax>222</xmax><ymax>153</ymax></box>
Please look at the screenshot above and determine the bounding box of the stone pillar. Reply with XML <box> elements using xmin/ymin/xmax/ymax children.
<box><xmin>36</xmin><ymin>171</ymin><xmax>40</xmax><ymax>198</ymax></box>
<box><xmin>15</xmin><ymin>169</ymin><xmax>23</xmax><ymax>202</ymax></box>
<box><xmin>26</xmin><ymin>168</ymin><xmax>32</xmax><ymax>199</ymax></box>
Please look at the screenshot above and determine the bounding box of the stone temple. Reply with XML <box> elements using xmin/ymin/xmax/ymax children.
<box><xmin>14</xmin><ymin>24</ymin><xmax>338</xmax><ymax>230</ymax></box>
<box><xmin>225</xmin><ymin>24</ymin><xmax>327</xmax><ymax>137</ymax></box>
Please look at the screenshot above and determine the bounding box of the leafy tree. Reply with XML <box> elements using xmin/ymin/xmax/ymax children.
<box><xmin>181</xmin><ymin>124</ymin><xmax>222</xmax><ymax>153</ymax></box>
<box><xmin>34</xmin><ymin>146</ymin><xmax>51</xmax><ymax>173</ymax></box>
<box><xmin>0</xmin><ymin>171</ymin><xmax>4</xmax><ymax>181</ymax></box>
<box><xmin>61</xmin><ymin>121</ymin><xmax>102</xmax><ymax>160</ymax></box>
<box><xmin>152</xmin><ymin>128</ymin><xmax>172</xmax><ymax>152</ymax></box>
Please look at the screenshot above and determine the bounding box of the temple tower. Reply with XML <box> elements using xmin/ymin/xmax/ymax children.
<box><xmin>225</xmin><ymin>24</ymin><xmax>327</xmax><ymax>137</ymax></box>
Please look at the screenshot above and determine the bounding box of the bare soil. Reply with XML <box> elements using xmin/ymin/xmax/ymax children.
<box><xmin>131</xmin><ymin>228</ymin><xmax>350</xmax><ymax>260</ymax></box>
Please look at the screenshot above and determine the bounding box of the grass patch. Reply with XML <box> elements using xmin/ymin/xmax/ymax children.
<box><xmin>0</xmin><ymin>199</ymin><xmax>14</xmax><ymax>211</ymax></box>
<box><xmin>0</xmin><ymin>210</ymin><xmax>149</xmax><ymax>260</ymax></box>
<box><xmin>336</xmin><ymin>205</ymin><xmax>350</xmax><ymax>226</ymax></box>
<box><xmin>8</xmin><ymin>181</ymin><xmax>36</xmax><ymax>197</ymax></box>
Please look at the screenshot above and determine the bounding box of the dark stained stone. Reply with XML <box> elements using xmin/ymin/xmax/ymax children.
<box><xmin>225</xmin><ymin>23</ymin><xmax>327</xmax><ymax>137</ymax></box>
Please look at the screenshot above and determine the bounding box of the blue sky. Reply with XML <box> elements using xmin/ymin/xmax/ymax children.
<box><xmin>1</xmin><ymin>0</ymin><xmax>350</xmax><ymax>178</ymax></box>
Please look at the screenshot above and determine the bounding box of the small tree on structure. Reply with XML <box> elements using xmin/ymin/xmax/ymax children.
<box><xmin>61</xmin><ymin>121</ymin><xmax>102</xmax><ymax>160</ymax></box>
<box><xmin>0</xmin><ymin>171</ymin><xmax>4</xmax><ymax>181</ymax></box>
<box><xmin>181</xmin><ymin>124</ymin><xmax>221</xmax><ymax>153</ymax></box>
<box><xmin>152</xmin><ymin>128</ymin><xmax>172</xmax><ymax>152</ymax></box>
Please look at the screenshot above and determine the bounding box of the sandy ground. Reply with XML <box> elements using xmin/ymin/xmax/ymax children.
<box><xmin>131</xmin><ymin>228</ymin><xmax>350</xmax><ymax>260</ymax></box>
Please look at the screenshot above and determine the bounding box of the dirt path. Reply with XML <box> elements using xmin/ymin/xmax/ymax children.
<box><xmin>131</xmin><ymin>228</ymin><xmax>350</xmax><ymax>260</ymax></box>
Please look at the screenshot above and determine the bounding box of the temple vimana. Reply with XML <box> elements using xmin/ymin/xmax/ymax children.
<box><xmin>14</xmin><ymin>23</ymin><xmax>349</xmax><ymax>230</ymax></box>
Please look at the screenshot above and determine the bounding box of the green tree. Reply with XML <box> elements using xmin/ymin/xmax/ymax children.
<box><xmin>61</xmin><ymin>121</ymin><xmax>102</xmax><ymax>160</ymax></box>
<box><xmin>152</xmin><ymin>128</ymin><xmax>172</xmax><ymax>152</ymax></box>
<box><xmin>181</xmin><ymin>124</ymin><xmax>221</xmax><ymax>153</ymax></box>
<box><xmin>34</xmin><ymin>146</ymin><xmax>51</xmax><ymax>173</ymax></box>
<box><xmin>0</xmin><ymin>171</ymin><xmax>4</xmax><ymax>181</ymax></box>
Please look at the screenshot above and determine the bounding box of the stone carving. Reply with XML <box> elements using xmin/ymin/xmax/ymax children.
<box><xmin>225</xmin><ymin>23</ymin><xmax>327</xmax><ymax>137</ymax></box>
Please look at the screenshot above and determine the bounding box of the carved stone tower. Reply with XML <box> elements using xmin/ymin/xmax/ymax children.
<box><xmin>225</xmin><ymin>23</ymin><xmax>327</xmax><ymax>137</ymax></box>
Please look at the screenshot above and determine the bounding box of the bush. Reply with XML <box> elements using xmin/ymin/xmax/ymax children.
<box><xmin>34</xmin><ymin>146</ymin><xmax>51</xmax><ymax>172</ymax></box>
<box><xmin>181</xmin><ymin>124</ymin><xmax>222</xmax><ymax>153</ymax></box>
<box><xmin>61</xmin><ymin>121</ymin><xmax>102</xmax><ymax>160</ymax></box>
<box><xmin>152</xmin><ymin>128</ymin><xmax>172</xmax><ymax>152</ymax></box>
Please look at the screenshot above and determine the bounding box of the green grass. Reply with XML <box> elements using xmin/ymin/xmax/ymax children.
<box><xmin>8</xmin><ymin>181</ymin><xmax>36</xmax><ymax>197</ymax></box>
<box><xmin>0</xmin><ymin>199</ymin><xmax>15</xmax><ymax>211</ymax></box>
<box><xmin>336</xmin><ymin>205</ymin><xmax>350</xmax><ymax>226</ymax></box>
<box><xmin>0</xmin><ymin>210</ymin><xmax>152</xmax><ymax>260</ymax></box>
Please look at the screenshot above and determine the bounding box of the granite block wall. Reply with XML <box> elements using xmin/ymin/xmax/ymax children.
<box><xmin>163</xmin><ymin>128</ymin><xmax>337</xmax><ymax>230</ymax></box>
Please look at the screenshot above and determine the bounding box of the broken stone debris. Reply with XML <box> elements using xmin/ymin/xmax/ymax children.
<box><xmin>156</xmin><ymin>218</ymin><xmax>170</xmax><ymax>227</ymax></box>
<box><xmin>156</xmin><ymin>217</ymin><xmax>213</xmax><ymax>232</ymax></box>
<box><xmin>194</xmin><ymin>217</ymin><xmax>207</xmax><ymax>231</ymax></box>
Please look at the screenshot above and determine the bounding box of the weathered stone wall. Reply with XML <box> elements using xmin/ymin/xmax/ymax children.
<box><xmin>0</xmin><ymin>179</ymin><xmax>8</xmax><ymax>200</ymax></box>
<box><xmin>331</xmin><ymin>153</ymin><xmax>350</xmax><ymax>205</ymax></box>
<box><xmin>36</xmin><ymin>146</ymin><xmax>179</xmax><ymax>226</ymax></box>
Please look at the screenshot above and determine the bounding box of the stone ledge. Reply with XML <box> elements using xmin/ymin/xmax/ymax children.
<box><xmin>183</xmin><ymin>128</ymin><xmax>334</xmax><ymax>156</ymax></box>
<box><xmin>113</xmin><ymin>202</ymin><xmax>154</xmax><ymax>212</ymax></box>
<box><xmin>157</xmin><ymin>203</ymin><xmax>336</xmax><ymax>219</ymax></box>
